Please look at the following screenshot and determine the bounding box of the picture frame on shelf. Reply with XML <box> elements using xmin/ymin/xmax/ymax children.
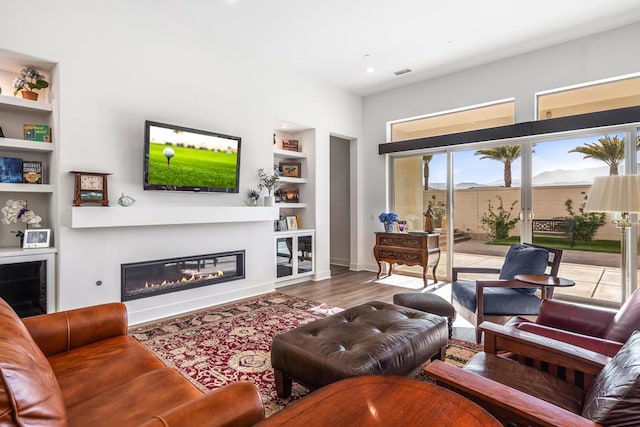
<box><xmin>23</xmin><ymin>229</ymin><xmax>51</xmax><ymax>249</ymax></box>
<box><xmin>0</xmin><ymin>126</ymin><xmax>4</xmax><ymax>138</ymax></box>
<box><xmin>279</xmin><ymin>162</ymin><xmax>301</xmax><ymax>178</ymax></box>
<box><xmin>286</xmin><ymin>216</ymin><xmax>298</xmax><ymax>230</ymax></box>
<box><xmin>282</xmin><ymin>139</ymin><xmax>299</xmax><ymax>152</ymax></box>
<box><xmin>278</xmin><ymin>218</ymin><xmax>288</xmax><ymax>231</ymax></box>
<box><xmin>279</xmin><ymin>187</ymin><xmax>299</xmax><ymax>203</ymax></box>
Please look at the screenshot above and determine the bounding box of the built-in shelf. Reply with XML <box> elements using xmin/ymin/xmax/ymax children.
<box><xmin>70</xmin><ymin>206</ymin><xmax>280</xmax><ymax>229</ymax></box>
<box><xmin>274</xmin><ymin>228</ymin><xmax>314</xmax><ymax>235</ymax></box>
<box><xmin>0</xmin><ymin>183</ymin><xmax>53</xmax><ymax>193</ymax></box>
<box><xmin>0</xmin><ymin>137</ymin><xmax>54</xmax><ymax>153</ymax></box>
<box><xmin>279</xmin><ymin>177</ymin><xmax>307</xmax><ymax>184</ymax></box>
<box><xmin>274</xmin><ymin>147</ymin><xmax>306</xmax><ymax>159</ymax></box>
<box><xmin>0</xmin><ymin>95</ymin><xmax>53</xmax><ymax>114</ymax></box>
<box><xmin>0</xmin><ymin>247</ymin><xmax>57</xmax><ymax>257</ymax></box>
<box><xmin>275</xmin><ymin>202</ymin><xmax>307</xmax><ymax>208</ymax></box>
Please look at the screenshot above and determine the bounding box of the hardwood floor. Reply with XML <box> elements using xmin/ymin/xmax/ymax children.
<box><xmin>278</xmin><ymin>265</ymin><xmax>477</xmax><ymax>342</ymax></box>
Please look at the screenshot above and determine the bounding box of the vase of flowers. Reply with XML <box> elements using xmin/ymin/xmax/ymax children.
<box><xmin>245</xmin><ymin>188</ymin><xmax>260</xmax><ymax>206</ymax></box>
<box><xmin>257</xmin><ymin>168</ymin><xmax>280</xmax><ymax>207</ymax></box>
<box><xmin>13</xmin><ymin>67</ymin><xmax>49</xmax><ymax>101</ymax></box>
<box><xmin>1</xmin><ymin>199</ymin><xmax>42</xmax><ymax>246</ymax></box>
<box><xmin>378</xmin><ymin>212</ymin><xmax>398</xmax><ymax>232</ymax></box>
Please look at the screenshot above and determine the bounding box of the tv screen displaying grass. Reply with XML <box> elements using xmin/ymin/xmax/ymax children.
<box><xmin>143</xmin><ymin>120</ymin><xmax>241</xmax><ymax>193</ymax></box>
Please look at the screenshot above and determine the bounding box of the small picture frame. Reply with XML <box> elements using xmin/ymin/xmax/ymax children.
<box><xmin>286</xmin><ymin>216</ymin><xmax>298</xmax><ymax>230</ymax></box>
<box><xmin>23</xmin><ymin>229</ymin><xmax>51</xmax><ymax>248</ymax></box>
<box><xmin>0</xmin><ymin>126</ymin><xmax>4</xmax><ymax>138</ymax></box>
<box><xmin>279</xmin><ymin>162</ymin><xmax>301</xmax><ymax>178</ymax></box>
<box><xmin>279</xmin><ymin>187</ymin><xmax>299</xmax><ymax>203</ymax></box>
<box><xmin>282</xmin><ymin>139</ymin><xmax>299</xmax><ymax>152</ymax></box>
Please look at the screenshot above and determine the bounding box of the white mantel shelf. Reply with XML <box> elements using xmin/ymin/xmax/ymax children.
<box><xmin>70</xmin><ymin>206</ymin><xmax>280</xmax><ymax>229</ymax></box>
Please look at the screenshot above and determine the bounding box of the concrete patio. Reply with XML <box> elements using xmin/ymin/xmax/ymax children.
<box><xmin>394</xmin><ymin>239</ymin><xmax>634</xmax><ymax>305</ymax></box>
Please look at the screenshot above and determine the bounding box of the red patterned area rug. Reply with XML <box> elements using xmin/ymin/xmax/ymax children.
<box><xmin>129</xmin><ymin>292</ymin><xmax>481</xmax><ymax>416</ymax></box>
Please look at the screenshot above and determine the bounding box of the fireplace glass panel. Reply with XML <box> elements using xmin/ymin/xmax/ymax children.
<box><xmin>121</xmin><ymin>251</ymin><xmax>245</xmax><ymax>301</ymax></box>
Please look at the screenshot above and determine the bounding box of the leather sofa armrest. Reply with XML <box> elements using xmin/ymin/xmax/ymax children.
<box><xmin>517</xmin><ymin>323</ymin><xmax>623</xmax><ymax>357</ymax></box>
<box><xmin>480</xmin><ymin>321</ymin><xmax>609</xmax><ymax>377</ymax></box>
<box><xmin>424</xmin><ymin>360</ymin><xmax>601</xmax><ymax>427</ymax></box>
<box><xmin>22</xmin><ymin>302</ymin><xmax>128</xmax><ymax>357</ymax></box>
<box><xmin>536</xmin><ymin>299</ymin><xmax>616</xmax><ymax>338</ymax></box>
<box><xmin>139</xmin><ymin>381</ymin><xmax>264</xmax><ymax>427</ymax></box>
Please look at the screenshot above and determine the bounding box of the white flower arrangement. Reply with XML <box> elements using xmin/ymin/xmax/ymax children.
<box><xmin>13</xmin><ymin>67</ymin><xmax>49</xmax><ymax>96</ymax></box>
<box><xmin>1</xmin><ymin>199</ymin><xmax>42</xmax><ymax>239</ymax></box>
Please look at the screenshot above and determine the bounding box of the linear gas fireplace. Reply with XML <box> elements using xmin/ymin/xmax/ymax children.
<box><xmin>121</xmin><ymin>250</ymin><xmax>245</xmax><ymax>301</ymax></box>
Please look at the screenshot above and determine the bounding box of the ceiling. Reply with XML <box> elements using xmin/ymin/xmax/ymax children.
<box><xmin>153</xmin><ymin>0</ymin><xmax>640</xmax><ymax>96</ymax></box>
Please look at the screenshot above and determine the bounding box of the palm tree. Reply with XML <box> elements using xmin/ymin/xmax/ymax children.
<box><xmin>474</xmin><ymin>145</ymin><xmax>521</xmax><ymax>187</ymax></box>
<box><xmin>422</xmin><ymin>155</ymin><xmax>432</xmax><ymax>190</ymax></box>
<box><xmin>569</xmin><ymin>135</ymin><xmax>640</xmax><ymax>176</ymax></box>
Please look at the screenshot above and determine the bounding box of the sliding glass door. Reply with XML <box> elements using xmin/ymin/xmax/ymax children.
<box><xmin>391</xmin><ymin>125</ymin><xmax>639</xmax><ymax>306</ymax></box>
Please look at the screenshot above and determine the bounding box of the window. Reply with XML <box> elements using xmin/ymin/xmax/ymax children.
<box><xmin>537</xmin><ymin>74</ymin><xmax>640</xmax><ymax>120</ymax></box>
<box><xmin>390</xmin><ymin>100</ymin><xmax>515</xmax><ymax>142</ymax></box>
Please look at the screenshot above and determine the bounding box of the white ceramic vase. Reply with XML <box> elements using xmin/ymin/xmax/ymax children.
<box><xmin>263</xmin><ymin>196</ymin><xmax>275</xmax><ymax>207</ymax></box>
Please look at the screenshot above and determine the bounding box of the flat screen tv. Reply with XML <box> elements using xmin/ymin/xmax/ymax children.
<box><xmin>143</xmin><ymin>120</ymin><xmax>241</xmax><ymax>193</ymax></box>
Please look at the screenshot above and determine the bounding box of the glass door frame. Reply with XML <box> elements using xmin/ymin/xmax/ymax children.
<box><xmin>388</xmin><ymin>122</ymin><xmax>640</xmax><ymax>304</ymax></box>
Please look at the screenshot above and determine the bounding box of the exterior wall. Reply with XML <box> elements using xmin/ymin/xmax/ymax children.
<box><xmin>424</xmin><ymin>186</ymin><xmax>618</xmax><ymax>240</ymax></box>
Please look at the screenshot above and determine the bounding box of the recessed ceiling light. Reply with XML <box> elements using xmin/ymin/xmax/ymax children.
<box><xmin>366</xmin><ymin>67</ymin><xmax>375</xmax><ymax>73</ymax></box>
<box><xmin>281</xmin><ymin>125</ymin><xmax>288</xmax><ymax>129</ymax></box>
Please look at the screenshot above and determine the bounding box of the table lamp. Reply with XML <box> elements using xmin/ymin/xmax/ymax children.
<box><xmin>585</xmin><ymin>175</ymin><xmax>640</xmax><ymax>302</ymax></box>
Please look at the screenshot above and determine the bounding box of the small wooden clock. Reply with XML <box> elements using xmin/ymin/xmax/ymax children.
<box><xmin>70</xmin><ymin>171</ymin><xmax>111</xmax><ymax>206</ymax></box>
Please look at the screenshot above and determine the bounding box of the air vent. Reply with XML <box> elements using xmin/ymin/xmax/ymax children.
<box><xmin>394</xmin><ymin>68</ymin><xmax>413</xmax><ymax>76</ymax></box>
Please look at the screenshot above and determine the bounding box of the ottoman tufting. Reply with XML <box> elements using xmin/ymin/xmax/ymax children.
<box><xmin>270</xmin><ymin>301</ymin><xmax>448</xmax><ymax>398</ymax></box>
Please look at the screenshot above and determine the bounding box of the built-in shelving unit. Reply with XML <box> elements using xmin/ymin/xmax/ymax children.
<box><xmin>273</xmin><ymin>122</ymin><xmax>316</xmax><ymax>285</ymax></box>
<box><xmin>0</xmin><ymin>71</ymin><xmax>56</xmax><ymax>249</ymax></box>
<box><xmin>0</xmin><ymin>52</ymin><xmax>57</xmax><ymax>313</ymax></box>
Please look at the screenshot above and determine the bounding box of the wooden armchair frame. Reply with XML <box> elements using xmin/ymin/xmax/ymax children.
<box><xmin>452</xmin><ymin>243</ymin><xmax>563</xmax><ymax>343</ymax></box>
<box><xmin>425</xmin><ymin>322</ymin><xmax>610</xmax><ymax>427</ymax></box>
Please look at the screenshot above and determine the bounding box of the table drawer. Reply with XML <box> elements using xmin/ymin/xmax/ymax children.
<box><xmin>378</xmin><ymin>249</ymin><xmax>423</xmax><ymax>263</ymax></box>
<box><xmin>378</xmin><ymin>235</ymin><xmax>423</xmax><ymax>249</ymax></box>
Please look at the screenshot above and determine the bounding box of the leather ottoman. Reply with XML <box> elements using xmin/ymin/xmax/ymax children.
<box><xmin>271</xmin><ymin>301</ymin><xmax>448</xmax><ymax>397</ymax></box>
<box><xmin>393</xmin><ymin>292</ymin><xmax>456</xmax><ymax>338</ymax></box>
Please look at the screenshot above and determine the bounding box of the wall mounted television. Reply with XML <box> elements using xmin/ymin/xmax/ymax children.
<box><xmin>143</xmin><ymin>120</ymin><xmax>241</xmax><ymax>193</ymax></box>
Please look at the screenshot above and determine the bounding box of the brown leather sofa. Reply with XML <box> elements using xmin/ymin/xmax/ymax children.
<box><xmin>0</xmin><ymin>298</ymin><xmax>265</xmax><ymax>426</ymax></box>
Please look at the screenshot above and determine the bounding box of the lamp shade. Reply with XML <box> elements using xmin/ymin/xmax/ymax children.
<box><xmin>584</xmin><ymin>175</ymin><xmax>640</xmax><ymax>213</ymax></box>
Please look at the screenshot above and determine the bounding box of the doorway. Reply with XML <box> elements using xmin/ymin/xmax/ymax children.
<box><xmin>330</xmin><ymin>136</ymin><xmax>352</xmax><ymax>268</ymax></box>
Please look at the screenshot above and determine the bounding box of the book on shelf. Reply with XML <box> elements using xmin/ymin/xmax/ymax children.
<box><xmin>22</xmin><ymin>160</ymin><xmax>43</xmax><ymax>184</ymax></box>
<box><xmin>23</xmin><ymin>124</ymin><xmax>51</xmax><ymax>142</ymax></box>
<box><xmin>0</xmin><ymin>157</ymin><xmax>23</xmax><ymax>183</ymax></box>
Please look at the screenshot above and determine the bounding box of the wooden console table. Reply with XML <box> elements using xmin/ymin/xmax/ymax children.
<box><xmin>374</xmin><ymin>232</ymin><xmax>440</xmax><ymax>286</ymax></box>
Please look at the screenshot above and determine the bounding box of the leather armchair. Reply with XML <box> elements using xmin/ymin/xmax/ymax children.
<box><xmin>505</xmin><ymin>287</ymin><xmax>640</xmax><ymax>357</ymax></box>
<box><xmin>425</xmin><ymin>322</ymin><xmax>640</xmax><ymax>426</ymax></box>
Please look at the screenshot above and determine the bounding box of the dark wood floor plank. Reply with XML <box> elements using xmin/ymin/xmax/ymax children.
<box><xmin>278</xmin><ymin>266</ymin><xmax>475</xmax><ymax>341</ymax></box>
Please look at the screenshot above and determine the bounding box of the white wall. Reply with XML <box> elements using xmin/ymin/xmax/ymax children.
<box><xmin>0</xmin><ymin>1</ymin><xmax>361</xmax><ymax>323</ymax></box>
<box><xmin>360</xmin><ymin>22</ymin><xmax>640</xmax><ymax>271</ymax></box>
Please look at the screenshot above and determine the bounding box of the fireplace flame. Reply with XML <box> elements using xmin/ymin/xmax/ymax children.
<box><xmin>143</xmin><ymin>271</ymin><xmax>224</xmax><ymax>289</ymax></box>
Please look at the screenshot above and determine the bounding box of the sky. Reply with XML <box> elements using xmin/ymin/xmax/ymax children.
<box><xmin>426</xmin><ymin>132</ymin><xmax>629</xmax><ymax>186</ymax></box>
